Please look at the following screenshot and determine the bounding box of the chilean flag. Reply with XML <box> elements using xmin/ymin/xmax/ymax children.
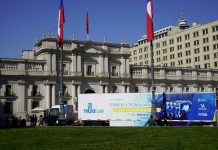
<box><xmin>57</xmin><ymin>0</ymin><xmax>65</xmax><ymax>48</ymax></box>
<box><xmin>86</xmin><ymin>9</ymin><xmax>89</xmax><ymax>35</ymax></box>
<box><xmin>146</xmin><ymin>0</ymin><xmax>154</xmax><ymax>42</ymax></box>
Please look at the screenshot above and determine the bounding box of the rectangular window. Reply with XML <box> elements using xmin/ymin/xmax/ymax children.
<box><xmin>178</xmin><ymin>60</ymin><xmax>183</xmax><ymax>65</ymax></box>
<box><xmin>195</xmin><ymin>65</ymin><xmax>201</xmax><ymax>69</ymax></box>
<box><xmin>204</xmin><ymin>54</ymin><xmax>210</xmax><ymax>60</ymax></box>
<box><xmin>111</xmin><ymin>66</ymin><xmax>117</xmax><ymax>76</ymax></box>
<box><xmin>185</xmin><ymin>42</ymin><xmax>190</xmax><ymax>48</ymax></box>
<box><xmin>177</xmin><ymin>45</ymin><xmax>182</xmax><ymax>50</ymax></box>
<box><xmin>4</xmin><ymin>102</ymin><xmax>13</xmax><ymax>114</ymax></box>
<box><xmin>194</xmin><ymin>40</ymin><xmax>199</xmax><ymax>46</ymax></box>
<box><xmin>185</xmin><ymin>34</ymin><xmax>190</xmax><ymax>40</ymax></box>
<box><xmin>185</xmin><ymin>50</ymin><xmax>191</xmax><ymax>56</ymax></box>
<box><xmin>213</xmin><ymin>35</ymin><xmax>218</xmax><ymax>41</ymax></box>
<box><xmin>202</xmin><ymin>28</ymin><xmax>208</xmax><ymax>35</ymax></box>
<box><xmin>163</xmin><ymin>56</ymin><xmax>167</xmax><ymax>61</ymax></box>
<box><xmin>144</xmin><ymin>47</ymin><xmax>148</xmax><ymax>52</ymax></box>
<box><xmin>163</xmin><ymin>49</ymin><xmax>167</xmax><ymax>54</ymax></box>
<box><xmin>213</xmin><ymin>44</ymin><xmax>218</xmax><ymax>50</ymax></box>
<box><xmin>156</xmin><ymin>43</ymin><xmax>160</xmax><ymax>48</ymax></box>
<box><xmin>5</xmin><ymin>85</ymin><xmax>12</xmax><ymax>96</ymax></box>
<box><xmin>170</xmin><ymin>54</ymin><xmax>175</xmax><ymax>59</ymax></box>
<box><xmin>162</xmin><ymin>41</ymin><xmax>167</xmax><ymax>47</ymax></box>
<box><xmin>203</xmin><ymin>46</ymin><xmax>209</xmax><ymax>52</ymax></box>
<box><xmin>204</xmin><ymin>63</ymin><xmax>210</xmax><ymax>68</ymax></box>
<box><xmin>31</xmin><ymin>101</ymin><xmax>39</xmax><ymax>109</ymax></box>
<box><xmin>178</xmin><ymin>52</ymin><xmax>182</xmax><ymax>58</ymax></box>
<box><xmin>170</xmin><ymin>47</ymin><xmax>174</xmax><ymax>52</ymax></box>
<box><xmin>195</xmin><ymin>56</ymin><xmax>200</xmax><ymax>62</ymax></box>
<box><xmin>32</xmin><ymin>85</ymin><xmax>39</xmax><ymax>96</ymax></box>
<box><xmin>169</xmin><ymin>39</ymin><xmax>174</xmax><ymax>44</ymax></box>
<box><xmin>186</xmin><ymin>58</ymin><xmax>191</xmax><ymax>64</ymax></box>
<box><xmin>194</xmin><ymin>48</ymin><xmax>200</xmax><ymax>54</ymax></box>
<box><xmin>212</xmin><ymin>25</ymin><xmax>218</xmax><ymax>32</ymax></box>
<box><xmin>170</xmin><ymin>87</ymin><xmax>174</xmax><ymax>92</ymax></box>
<box><xmin>170</xmin><ymin>62</ymin><xmax>175</xmax><ymax>67</ymax></box>
<box><xmin>177</xmin><ymin>36</ymin><xmax>182</xmax><ymax>42</ymax></box>
<box><xmin>87</xmin><ymin>65</ymin><xmax>93</xmax><ymax>76</ymax></box>
<box><xmin>193</xmin><ymin>31</ymin><xmax>199</xmax><ymax>38</ymax></box>
<box><xmin>214</xmin><ymin>53</ymin><xmax>218</xmax><ymax>58</ymax></box>
<box><xmin>203</xmin><ymin>37</ymin><xmax>209</xmax><ymax>43</ymax></box>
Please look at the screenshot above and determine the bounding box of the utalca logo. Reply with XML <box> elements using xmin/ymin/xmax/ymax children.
<box><xmin>83</xmin><ymin>103</ymin><xmax>104</xmax><ymax>113</ymax></box>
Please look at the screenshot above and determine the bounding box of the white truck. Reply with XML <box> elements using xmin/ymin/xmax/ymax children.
<box><xmin>78</xmin><ymin>92</ymin><xmax>216</xmax><ymax>126</ymax></box>
<box><xmin>48</xmin><ymin>104</ymin><xmax>74</xmax><ymax>125</ymax></box>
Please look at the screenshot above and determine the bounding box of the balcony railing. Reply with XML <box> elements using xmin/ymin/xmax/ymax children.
<box><xmin>86</xmin><ymin>72</ymin><xmax>94</xmax><ymax>76</ymax></box>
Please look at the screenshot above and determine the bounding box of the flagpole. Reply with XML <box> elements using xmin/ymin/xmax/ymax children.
<box><xmin>59</xmin><ymin>45</ymin><xmax>65</xmax><ymax>123</ymax></box>
<box><xmin>57</xmin><ymin>0</ymin><xmax>65</xmax><ymax>124</ymax></box>
<box><xmin>87</xmin><ymin>34</ymin><xmax>89</xmax><ymax>41</ymax></box>
<box><xmin>150</xmin><ymin>40</ymin><xmax>156</xmax><ymax>119</ymax></box>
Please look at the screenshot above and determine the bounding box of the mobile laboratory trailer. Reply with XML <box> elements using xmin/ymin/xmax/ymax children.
<box><xmin>78</xmin><ymin>92</ymin><xmax>216</xmax><ymax>126</ymax></box>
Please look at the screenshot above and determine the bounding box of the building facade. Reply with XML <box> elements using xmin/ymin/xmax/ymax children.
<box><xmin>130</xmin><ymin>19</ymin><xmax>218</xmax><ymax>69</ymax></box>
<box><xmin>0</xmin><ymin>36</ymin><xmax>218</xmax><ymax>127</ymax></box>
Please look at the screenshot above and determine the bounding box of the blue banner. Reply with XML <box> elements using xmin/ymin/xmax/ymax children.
<box><xmin>164</xmin><ymin>93</ymin><xmax>216</xmax><ymax>121</ymax></box>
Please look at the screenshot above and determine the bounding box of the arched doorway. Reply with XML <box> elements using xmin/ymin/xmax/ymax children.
<box><xmin>84</xmin><ymin>89</ymin><xmax>95</xmax><ymax>94</ymax></box>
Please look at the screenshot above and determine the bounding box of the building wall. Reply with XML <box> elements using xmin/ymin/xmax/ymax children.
<box><xmin>0</xmin><ymin>37</ymin><xmax>218</xmax><ymax>124</ymax></box>
<box><xmin>130</xmin><ymin>20</ymin><xmax>218</xmax><ymax>69</ymax></box>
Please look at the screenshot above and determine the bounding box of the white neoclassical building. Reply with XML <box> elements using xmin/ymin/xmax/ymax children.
<box><xmin>0</xmin><ymin>37</ymin><xmax>218</xmax><ymax>126</ymax></box>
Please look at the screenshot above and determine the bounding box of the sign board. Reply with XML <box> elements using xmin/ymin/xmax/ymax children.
<box><xmin>78</xmin><ymin>92</ymin><xmax>216</xmax><ymax>126</ymax></box>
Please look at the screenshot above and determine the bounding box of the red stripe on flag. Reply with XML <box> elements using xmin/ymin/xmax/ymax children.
<box><xmin>57</xmin><ymin>0</ymin><xmax>65</xmax><ymax>48</ymax></box>
<box><xmin>86</xmin><ymin>10</ymin><xmax>89</xmax><ymax>34</ymax></box>
<box><xmin>146</xmin><ymin>0</ymin><xmax>154</xmax><ymax>42</ymax></box>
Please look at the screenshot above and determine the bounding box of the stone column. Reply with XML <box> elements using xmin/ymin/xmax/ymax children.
<box><xmin>77</xmin><ymin>55</ymin><xmax>81</xmax><ymax>73</ymax></box>
<box><xmin>126</xmin><ymin>58</ymin><xmax>130</xmax><ymax>76</ymax></box>
<box><xmin>77</xmin><ymin>85</ymin><xmax>81</xmax><ymax>95</ymax></box>
<box><xmin>72</xmin><ymin>84</ymin><xmax>76</xmax><ymax>98</ymax></box>
<box><xmin>46</xmin><ymin>53</ymin><xmax>51</xmax><ymax>75</ymax></box>
<box><xmin>17</xmin><ymin>81</ymin><xmax>26</xmax><ymax>114</ymax></box>
<box><xmin>105</xmin><ymin>85</ymin><xmax>108</xmax><ymax>93</ymax></box>
<box><xmin>207</xmin><ymin>84</ymin><xmax>213</xmax><ymax>92</ymax></box>
<box><xmin>160</xmin><ymin>83</ymin><xmax>166</xmax><ymax>93</ymax></box>
<box><xmin>176</xmin><ymin>84</ymin><xmax>183</xmax><ymax>93</ymax></box>
<box><xmin>100</xmin><ymin>86</ymin><xmax>103</xmax><ymax>93</ymax></box>
<box><xmin>127</xmin><ymin>86</ymin><xmax>130</xmax><ymax>93</ymax></box>
<box><xmin>122</xmin><ymin>85</ymin><xmax>126</xmax><ymax>93</ymax></box>
<box><xmin>52</xmin><ymin>84</ymin><xmax>56</xmax><ymax>106</ymax></box>
<box><xmin>52</xmin><ymin>54</ymin><xmax>57</xmax><ymax>75</ymax></box>
<box><xmin>192</xmin><ymin>84</ymin><xmax>198</xmax><ymax>92</ymax></box>
<box><xmin>104</xmin><ymin>56</ymin><xmax>108</xmax><ymax>74</ymax></box>
<box><xmin>99</xmin><ymin>55</ymin><xmax>103</xmax><ymax>76</ymax></box>
<box><xmin>120</xmin><ymin>56</ymin><xmax>125</xmax><ymax>76</ymax></box>
<box><xmin>143</xmin><ymin>83</ymin><xmax>149</xmax><ymax>93</ymax></box>
<box><xmin>45</xmin><ymin>84</ymin><xmax>51</xmax><ymax>109</ymax></box>
<box><xmin>71</xmin><ymin>54</ymin><xmax>77</xmax><ymax>75</ymax></box>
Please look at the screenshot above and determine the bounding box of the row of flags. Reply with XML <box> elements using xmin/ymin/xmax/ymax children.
<box><xmin>57</xmin><ymin>0</ymin><xmax>89</xmax><ymax>48</ymax></box>
<box><xmin>57</xmin><ymin>0</ymin><xmax>154</xmax><ymax>48</ymax></box>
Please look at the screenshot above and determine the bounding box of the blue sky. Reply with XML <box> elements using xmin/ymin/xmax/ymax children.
<box><xmin>0</xmin><ymin>0</ymin><xmax>218</xmax><ymax>58</ymax></box>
